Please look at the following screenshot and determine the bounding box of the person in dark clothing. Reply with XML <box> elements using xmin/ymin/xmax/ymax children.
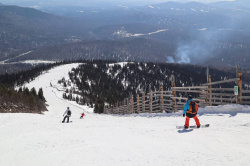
<box><xmin>183</xmin><ymin>95</ymin><xmax>200</xmax><ymax>129</ymax></box>
<box><xmin>62</xmin><ymin>107</ymin><xmax>71</xmax><ymax>123</ymax></box>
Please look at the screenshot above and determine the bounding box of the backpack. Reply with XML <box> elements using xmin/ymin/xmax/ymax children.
<box><xmin>67</xmin><ymin>110</ymin><xmax>71</xmax><ymax>116</ymax></box>
<box><xmin>189</xmin><ymin>101</ymin><xmax>197</xmax><ymax>114</ymax></box>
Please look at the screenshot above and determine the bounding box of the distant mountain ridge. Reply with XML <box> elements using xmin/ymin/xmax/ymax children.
<box><xmin>210</xmin><ymin>0</ymin><xmax>250</xmax><ymax>8</ymax></box>
<box><xmin>0</xmin><ymin>5</ymin><xmax>91</xmax><ymax>61</ymax></box>
<box><xmin>0</xmin><ymin>5</ymin><xmax>51</xmax><ymax>19</ymax></box>
<box><xmin>0</xmin><ymin>2</ymin><xmax>250</xmax><ymax>69</ymax></box>
<box><xmin>148</xmin><ymin>1</ymin><xmax>209</xmax><ymax>9</ymax></box>
<box><xmin>5</xmin><ymin>38</ymin><xmax>175</xmax><ymax>63</ymax></box>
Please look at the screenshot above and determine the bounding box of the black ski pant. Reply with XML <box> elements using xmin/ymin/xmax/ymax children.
<box><xmin>62</xmin><ymin>115</ymin><xmax>70</xmax><ymax>122</ymax></box>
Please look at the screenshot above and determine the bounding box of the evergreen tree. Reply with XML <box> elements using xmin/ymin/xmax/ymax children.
<box><xmin>31</xmin><ymin>87</ymin><xmax>37</xmax><ymax>96</ymax></box>
<box><xmin>76</xmin><ymin>95</ymin><xmax>79</xmax><ymax>103</ymax></box>
<box><xmin>38</xmin><ymin>88</ymin><xmax>45</xmax><ymax>101</ymax></box>
<box><xmin>18</xmin><ymin>87</ymin><xmax>23</xmax><ymax>93</ymax></box>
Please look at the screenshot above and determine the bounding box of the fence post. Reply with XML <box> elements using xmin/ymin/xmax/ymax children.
<box><xmin>107</xmin><ymin>105</ymin><xmax>110</xmax><ymax>114</ymax></box>
<box><xmin>113</xmin><ymin>103</ymin><xmax>115</xmax><ymax>114</ymax></box>
<box><xmin>160</xmin><ymin>86</ymin><xmax>164</xmax><ymax>113</ymax></box>
<box><xmin>206</xmin><ymin>67</ymin><xmax>212</xmax><ymax>106</ymax></box>
<box><xmin>122</xmin><ymin>100</ymin><xmax>124</xmax><ymax>114</ymax></box>
<box><xmin>206</xmin><ymin>68</ymin><xmax>209</xmax><ymax>105</ymax></box>
<box><xmin>207</xmin><ymin>68</ymin><xmax>209</xmax><ymax>84</ymax></box>
<box><xmin>104</xmin><ymin>105</ymin><xmax>107</xmax><ymax>114</ymax></box>
<box><xmin>236</xmin><ymin>65</ymin><xmax>239</xmax><ymax>78</ymax></box>
<box><xmin>117</xmin><ymin>102</ymin><xmax>119</xmax><ymax>114</ymax></box>
<box><xmin>209</xmin><ymin>75</ymin><xmax>212</xmax><ymax>106</ymax></box>
<box><xmin>238</xmin><ymin>72</ymin><xmax>242</xmax><ymax>104</ymax></box>
<box><xmin>137</xmin><ymin>94</ymin><xmax>140</xmax><ymax>114</ymax></box>
<box><xmin>128</xmin><ymin>98</ymin><xmax>130</xmax><ymax>114</ymax></box>
<box><xmin>113</xmin><ymin>104</ymin><xmax>115</xmax><ymax>114</ymax></box>
<box><xmin>235</xmin><ymin>65</ymin><xmax>242</xmax><ymax>105</ymax></box>
<box><xmin>126</xmin><ymin>98</ymin><xmax>129</xmax><ymax>114</ymax></box>
<box><xmin>150</xmin><ymin>89</ymin><xmax>152</xmax><ymax>113</ymax></box>
<box><xmin>106</xmin><ymin>106</ymin><xmax>109</xmax><ymax>114</ymax></box>
<box><xmin>236</xmin><ymin>65</ymin><xmax>239</xmax><ymax>104</ymax></box>
<box><xmin>114</xmin><ymin>103</ymin><xmax>116</xmax><ymax>114</ymax></box>
<box><xmin>171</xmin><ymin>75</ymin><xmax>177</xmax><ymax>112</ymax></box>
<box><xmin>142</xmin><ymin>92</ymin><xmax>145</xmax><ymax>113</ymax></box>
<box><xmin>130</xmin><ymin>96</ymin><xmax>133</xmax><ymax>114</ymax></box>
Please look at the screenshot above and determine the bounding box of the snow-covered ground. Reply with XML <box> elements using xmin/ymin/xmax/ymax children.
<box><xmin>0</xmin><ymin>63</ymin><xmax>250</xmax><ymax>166</ymax></box>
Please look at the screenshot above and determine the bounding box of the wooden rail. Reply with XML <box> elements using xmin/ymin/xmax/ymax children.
<box><xmin>202</xmin><ymin>78</ymin><xmax>240</xmax><ymax>86</ymax></box>
<box><xmin>104</xmin><ymin>66</ymin><xmax>250</xmax><ymax>114</ymax></box>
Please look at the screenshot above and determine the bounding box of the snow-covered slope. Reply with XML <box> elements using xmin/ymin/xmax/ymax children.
<box><xmin>0</xmin><ymin>63</ymin><xmax>250</xmax><ymax>166</ymax></box>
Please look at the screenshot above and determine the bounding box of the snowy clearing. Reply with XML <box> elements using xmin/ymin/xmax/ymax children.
<box><xmin>0</xmin><ymin>63</ymin><xmax>250</xmax><ymax>166</ymax></box>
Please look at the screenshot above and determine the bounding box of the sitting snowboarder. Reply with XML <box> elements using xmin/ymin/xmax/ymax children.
<box><xmin>80</xmin><ymin>112</ymin><xmax>85</xmax><ymax>119</ymax></box>
<box><xmin>62</xmin><ymin>107</ymin><xmax>71</xmax><ymax>123</ymax></box>
<box><xmin>183</xmin><ymin>95</ymin><xmax>200</xmax><ymax>129</ymax></box>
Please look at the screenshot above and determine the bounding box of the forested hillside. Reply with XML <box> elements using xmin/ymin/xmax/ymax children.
<box><xmin>59</xmin><ymin>61</ymin><xmax>243</xmax><ymax>113</ymax></box>
<box><xmin>1</xmin><ymin>60</ymin><xmax>249</xmax><ymax>114</ymax></box>
<box><xmin>0</xmin><ymin>5</ymin><xmax>89</xmax><ymax>61</ymax></box>
<box><xmin>0</xmin><ymin>61</ymin><xmax>67</xmax><ymax>113</ymax></box>
<box><xmin>0</xmin><ymin>85</ymin><xmax>46</xmax><ymax>113</ymax></box>
<box><xmin>5</xmin><ymin>38</ymin><xmax>174</xmax><ymax>63</ymax></box>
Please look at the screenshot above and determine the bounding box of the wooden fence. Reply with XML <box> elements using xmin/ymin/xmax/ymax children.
<box><xmin>104</xmin><ymin>66</ymin><xmax>250</xmax><ymax>114</ymax></box>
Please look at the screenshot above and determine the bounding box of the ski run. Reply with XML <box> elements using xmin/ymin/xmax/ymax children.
<box><xmin>0</xmin><ymin>63</ymin><xmax>250</xmax><ymax>166</ymax></box>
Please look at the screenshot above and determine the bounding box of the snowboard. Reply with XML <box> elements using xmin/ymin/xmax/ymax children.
<box><xmin>176</xmin><ymin>124</ymin><xmax>209</xmax><ymax>129</ymax></box>
<box><xmin>62</xmin><ymin>121</ymin><xmax>73</xmax><ymax>123</ymax></box>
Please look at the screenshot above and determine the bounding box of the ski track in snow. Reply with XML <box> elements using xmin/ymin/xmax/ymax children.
<box><xmin>0</xmin><ymin>63</ymin><xmax>250</xmax><ymax>166</ymax></box>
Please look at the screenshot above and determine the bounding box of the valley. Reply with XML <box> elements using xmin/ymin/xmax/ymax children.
<box><xmin>0</xmin><ymin>1</ymin><xmax>250</xmax><ymax>69</ymax></box>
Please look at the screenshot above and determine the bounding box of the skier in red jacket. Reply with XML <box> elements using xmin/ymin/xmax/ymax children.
<box><xmin>80</xmin><ymin>112</ymin><xmax>85</xmax><ymax>119</ymax></box>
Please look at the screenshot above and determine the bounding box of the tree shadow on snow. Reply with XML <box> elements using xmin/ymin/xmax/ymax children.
<box><xmin>177</xmin><ymin>129</ymin><xmax>193</xmax><ymax>133</ymax></box>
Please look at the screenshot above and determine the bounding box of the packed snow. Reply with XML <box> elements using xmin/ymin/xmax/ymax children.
<box><xmin>0</xmin><ymin>51</ymin><xmax>33</xmax><ymax>64</ymax></box>
<box><xmin>0</xmin><ymin>63</ymin><xmax>250</xmax><ymax>166</ymax></box>
<box><xmin>113</xmin><ymin>28</ymin><xmax>168</xmax><ymax>38</ymax></box>
<box><xmin>148</xmin><ymin>5</ymin><xmax>154</xmax><ymax>9</ymax></box>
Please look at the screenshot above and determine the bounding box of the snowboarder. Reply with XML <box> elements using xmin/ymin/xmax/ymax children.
<box><xmin>183</xmin><ymin>95</ymin><xmax>200</xmax><ymax>129</ymax></box>
<box><xmin>62</xmin><ymin>107</ymin><xmax>71</xmax><ymax>123</ymax></box>
<box><xmin>80</xmin><ymin>112</ymin><xmax>85</xmax><ymax>119</ymax></box>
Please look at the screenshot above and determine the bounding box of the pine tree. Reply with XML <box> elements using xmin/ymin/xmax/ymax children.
<box><xmin>76</xmin><ymin>95</ymin><xmax>79</xmax><ymax>103</ymax></box>
<box><xmin>38</xmin><ymin>88</ymin><xmax>45</xmax><ymax>101</ymax></box>
<box><xmin>31</xmin><ymin>87</ymin><xmax>37</xmax><ymax>96</ymax></box>
<box><xmin>18</xmin><ymin>87</ymin><xmax>23</xmax><ymax>93</ymax></box>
